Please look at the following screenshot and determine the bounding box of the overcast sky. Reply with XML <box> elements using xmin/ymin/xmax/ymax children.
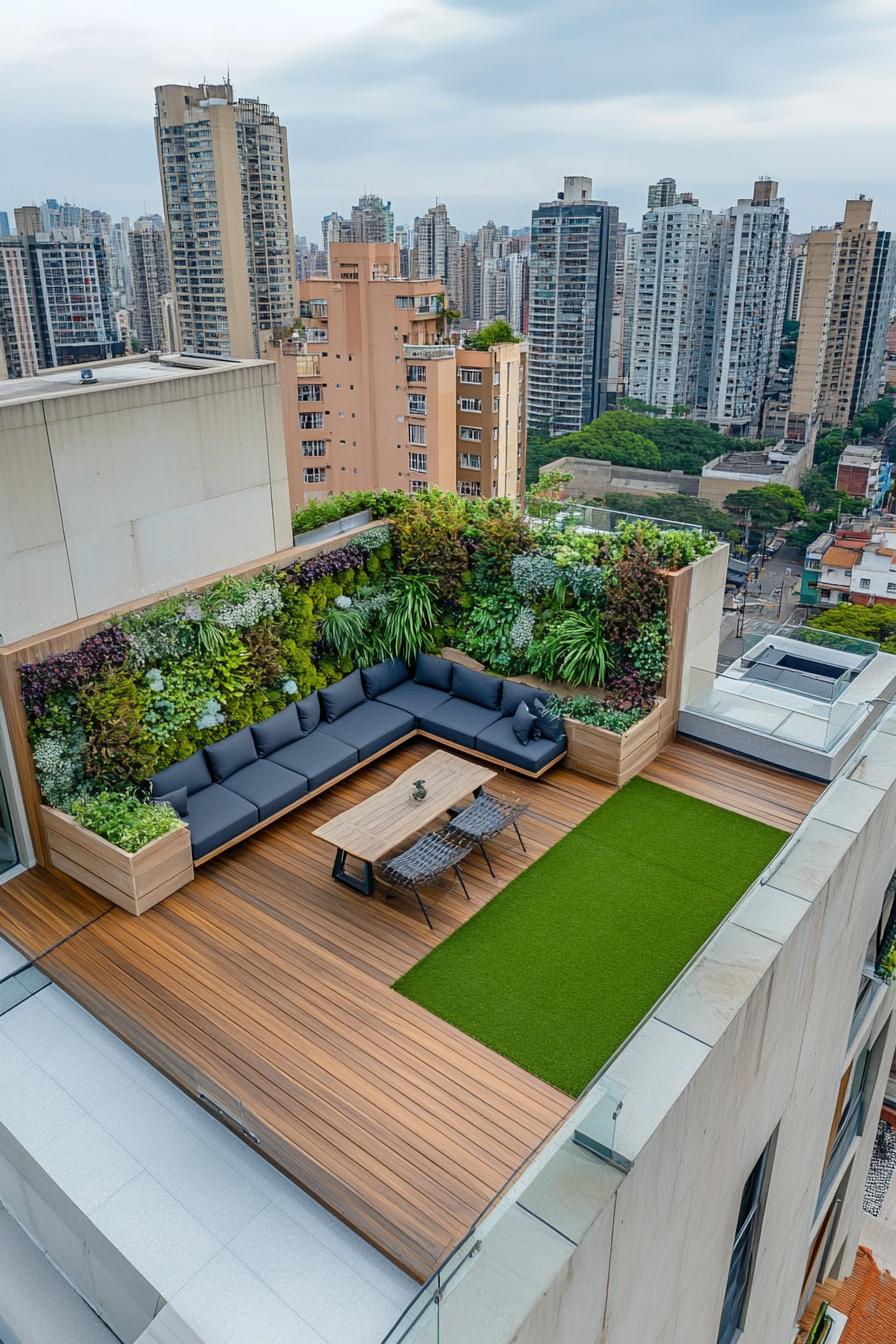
<box><xmin>2</xmin><ymin>0</ymin><xmax>894</xmax><ymax>238</ymax></box>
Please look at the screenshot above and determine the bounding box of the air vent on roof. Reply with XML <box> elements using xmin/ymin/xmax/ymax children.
<box><xmin>80</xmin><ymin>368</ymin><xmax>96</xmax><ymax>384</ymax></box>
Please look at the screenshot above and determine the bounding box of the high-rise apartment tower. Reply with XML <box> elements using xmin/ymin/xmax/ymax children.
<box><xmin>154</xmin><ymin>80</ymin><xmax>296</xmax><ymax>358</ymax></box>
<box><xmin>129</xmin><ymin>215</ymin><xmax>172</xmax><ymax>351</ymax></box>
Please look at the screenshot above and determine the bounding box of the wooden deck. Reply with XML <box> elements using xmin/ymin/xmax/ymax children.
<box><xmin>0</xmin><ymin>739</ymin><xmax>824</xmax><ymax>1280</ymax></box>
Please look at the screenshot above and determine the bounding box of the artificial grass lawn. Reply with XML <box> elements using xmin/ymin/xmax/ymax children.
<box><xmin>394</xmin><ymin>778</ymin><xmax>787</xmax><ymax>1097</ymax></box>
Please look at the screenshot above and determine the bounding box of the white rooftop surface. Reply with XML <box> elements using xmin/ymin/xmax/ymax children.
<box><xmin>0</xmin><ymin>1205</ymin><xmax>119</xmax><ymax>1344</ymax></box>
<box><xmin>0</xmin><ymin>355</ymin><xmax>265</xmax><ymax>406</ymax></box>
<box><xmin>0</xmin><ymin>955</ymin><xmax>416</xmax><ymax>1344</ymax></box>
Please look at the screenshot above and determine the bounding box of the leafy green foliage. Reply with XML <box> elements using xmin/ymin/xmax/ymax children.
<box><xmin>603</xmin><ymin>492</ymin><xmax>738</xmax><ymax>540</ymax></box>
<box><xmin>544</xmin><ymin>694</ymin><xmax>645</xmax><ymax>734</ymax></box>
<box><xmin>724</xmin><ymin>484</ymin><xmax>808</xmax><ymax>531</ymax></box>
<box><xmin>319</xmin><ymin>602</ymin><xmax>368</xmax><ymax>662</ymax></box>
<box><xmin>71</xmin><ymin>791</ymin><xmax>181</xmax><ymax>852</ymax></box>
<box><xmin>461</xmin><ymin>593</ymin><xmax>521</xmax><ymax>673</ymax></box>
<box><xmin>383</xmin><ymin>575</ymin><xmax>438</xmax><ymax>662</ymax></box>
<box><xmin>291</xmin><ymin>489</ymin><xmax>407</xmax><ymax>537</ymax></box>
<box><xmin>808</xmin><ymin>604</ymin><xmax>896</xmax><ymax>655</ymax></box>
<box><xmin>464</xmin><ymin>319</ymin><xmax>520</xmax><ymax>350</ymax></box>
<box><xmin>553</xmin><ymin>609</ymin><xmax>612</xmax><ymax>686</ymax></box>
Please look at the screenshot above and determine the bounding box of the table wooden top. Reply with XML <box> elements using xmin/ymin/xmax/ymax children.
<box><xmin>312</xmin><ymin>749</ymin><xmax>495</xmax><ymax>862</ymax></box>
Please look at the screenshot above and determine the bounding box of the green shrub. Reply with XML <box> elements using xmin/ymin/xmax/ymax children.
<box><xmin>545</xmin><ymin>694</ymin><xmax>646</xmax><ymax>734</ymax></box>
<box><xmin>382</xmin><ymin>574</ymin><xmax>438</xmax><ymax>661</ymax></box>
<box><xmin>71</xmin><ymin>791</ymin><xmax>181</xmax><ymax>852</ymax></box>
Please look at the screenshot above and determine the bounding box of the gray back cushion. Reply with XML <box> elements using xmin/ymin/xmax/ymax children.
<box><xmin>319</xmin><ymin>671</ymin><xmax>366</xmax><ymax>722</ymax></box>
<box><xmin>361</xmin><ymin>658</ymin><xmax>409</xmax><ymax>699</ymax></box>
<box><xmin>151</xmin><ymin>748</ymin><xmax>211</xmax><ymax>798</ymax></box>
<box><xmin>204</xmin><ymin>728</ymin><xmax>258</xmax><ymax>782</ymax></box>
<box><xmin>251</xmin><ymin>704</ymin><xmax>302</xmax><ymax>757</ymax></box>
<box><xmin>452</xmin><ymin>664</ymin><xmax>503</xmax><ymax>711</ymax></box>
<box><xmin>153</xmin><ymin>787</ymin><xmax>188</xmax><ymax>819</ymax></box>
<box><xmin>296</xmin><ymin>692</ymin><xmax>321</xmax><ymax>736</ymax></box>
<box><xmin>533</xmin><ymin>698</ymin><xmax>565</xmax><ymax>744</ymax></box>
<box><xmin>414</xmin><ymin>652</ymin><xmax>453</xmax><ymax>691</ymax></box>
<box><xmin>501</xmin><ymin>680</ymin><xmax>542</xmax><ymax>718</ymax></box>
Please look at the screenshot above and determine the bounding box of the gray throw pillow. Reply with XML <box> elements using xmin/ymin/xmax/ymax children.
<box><xmin>153</xmin><ymin>787</ymin><xmax>188</xmax><ymax>819</ymax></box>
<box><xmin>532</xmin><ymin>697</ymin><xmax>564</xmax><ymax>743</ymax></box>
<box><xmin>511</xmin><ymin>700</ymin><xmax>537</xmax><ymax>745</ymax></box>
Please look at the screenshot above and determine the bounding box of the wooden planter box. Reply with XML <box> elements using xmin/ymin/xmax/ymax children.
<box><xmin>563</xmin><ymin>698</ymin><xmax>666</xmax><ymax>787</ymax></box>
<box><xmin>42</xmin><ymin>806</ymin><xmax>194</xmax><ymax>915</ymax></box>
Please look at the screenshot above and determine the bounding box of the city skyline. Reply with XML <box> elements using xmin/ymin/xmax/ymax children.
<box><xmin>2</xmin><ymin>1</ymin><xmax>895</xmax><ymax>235</ymax></box>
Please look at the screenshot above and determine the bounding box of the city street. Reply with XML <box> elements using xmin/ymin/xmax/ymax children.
<box><xmin>718</xmin><ymin>542</ymin><xmax>805</xmax><ymax>665</ymax></box>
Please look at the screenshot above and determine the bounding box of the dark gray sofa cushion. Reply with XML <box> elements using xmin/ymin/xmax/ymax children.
<box><xmin>533</xmin><ymin>697</ymin><xmax>565</xmax><ymax>743</ymax></box>
<box><xmin>418</xmin><ymin>698</ymin><xmax>502</xmax><ymax>749</ymax></box>
<box><xmin>296</xmin><ymin>692</ymin><xmax>321</xmax><ymax>736</ymax></box>
<box><xmin>219</xmin><ymin>759</ymin><xmax>308</xmax><ymax>821</ymax></box>
<box><xmin>361</xmin><ymin>658</ymin><xmax>409</xmax><ymax>699</ymax></box>
<box><xmin>475</xmin><ymin>717</ymin><xmax>566</xmax><ymax>773</ymax></box>
<box><xmin>376</xmin><ymin>680</ymin><xmax>453</xmax><ymax>717</ymax></box>
<box><xmin>151</xmin><ymin>749</ymin><xmax>212</xmax><ymax>798</ymax></box>
<box><xmin>500</xmin><ymin>680</ymin><xmax>543</xmax><ymax>718</ymax></box>
<box><xmin>451</xmin><ymin>664</ymin><xmax>503</xmax><ymax>711</ymax></box>
<box><xmin>269</xmin><ymin>733</ymin><xmax>357</xmax><ymax>792</ymax></box>
<box><xmin>153</xmin><ymin>787</ymin><xmax>188</xmax><ymax>820</ymax></box>
<box><xmin>251</xmin><ymin>704</ymin><xmax>302</xmax><ymax>757</ymax></box>
<box><xmin>204</xmin><ymin>728</ymin><xmax>258</xmax><ymax>783</ymax></box>
<box><xmin>414</xmin><ymin>652</ymin><xmax>453</xmax><ymax>691</ymax></box>
<box><xmin>318</xmin><ymin>701</ymin><xmax>415</xmax><ymax>759</ymax></box>
<box><xmin>186</xmin><ymin>784</ymin><xmax>258</xmax><ymax>860</ymax></box>
<box><xmin>512</xmin><ymin>700</ymin><xmax>537</xmax><ymax>745</ymax></box>
<box><xmin>319</xmin><ymin>671</ymin><xmax>366</xmax><ymax>722</ymax></box>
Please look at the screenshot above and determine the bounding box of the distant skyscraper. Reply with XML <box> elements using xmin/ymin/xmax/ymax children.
<box><xmin>785</xmin><ymin>236</ymin><xmax>807</xmax><ymax>323</ymax></box>
<box><xmin>0</xmin><ymin>213</ymin><xmax>10</xmax><ymax>238</ymax></box>
<box><xmin>350</xmin><ymin>194</ymin><xmax>394</xmax><ymax>244</ymax></box>
<box><xmin>647</xmin><ymin>177</ymin><xmax>677</xmax><ymax>210</ymax></box>
<box><xmin>631</xmin><ymin>197</ymin><xmax>713</xmax><ymax>413</ymax></box>
<box><xmin>700</xmin><ymin>178</ymin><xmax>789</xmax><ymax>434</ymax></box>
<box><xmin>528</xmin><ymin>175</ymin><xmax>618</xmax><ymax>435</ymax></box>
<box><xmin>155</xmin><ymin>80</ymin><xmax>296</xmax><ymax>358</ymax></box>
<box><xmin>322</xmin><ymin>212</ymin><xmax>353</xmax><ymax>254</ymax></box>
<box><xmin>413</xmin><ymin>203</ymin><xmax>461</xmax><ymax>310</ymax></box>
<box><xmin>130</xmin><ymin>215</ymin><xmax>171</xmax><ymax>350</ymax></box>
<box><xmin>0</xmin><ymin>239</ymin><xmax>41</xmax><ymax>377</ymax></box>
<box><xmin>791</xmin><ymin>198</ymin><xmax>895</xmax><ymax>430</ymax></box>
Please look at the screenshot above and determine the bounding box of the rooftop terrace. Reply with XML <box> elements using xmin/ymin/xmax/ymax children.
<box><xmin>0</xmin><ymin>738</ymin><xmax>822</xmax><ymax>1284</ymax></box>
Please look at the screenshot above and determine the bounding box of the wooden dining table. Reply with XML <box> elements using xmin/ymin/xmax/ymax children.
<box><xmin>312</xmin><ymin>748</ymin><xmax>495</xmax><ymax>895</ymax></box>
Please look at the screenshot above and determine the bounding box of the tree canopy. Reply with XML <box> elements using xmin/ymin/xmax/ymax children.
<box><xmin>465</xmin><ymin>319</ymin><xmax>520</xmax><ymax>350</ymax></box>
<box><xmin>809</xmin><ymin>603</ymin><xmax>896</xmax><ymax>655</ymax></box>
<box><xmin>723</xmin><ymin>484</ymin><xmax>808</xmax><ymax>531</ymax></box>
<box><xmin>603</xmin><ymin>492</ymin><xmax>738</xmax><ymax>538</ymax></box>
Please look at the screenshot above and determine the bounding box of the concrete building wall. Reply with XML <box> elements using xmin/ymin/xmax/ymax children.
<box><xmin>0</xmin><ymin>360</ymin><xmax>291</xmax><ymax>644</ymax></box>
<box><xmin>540</xmin><ymin>455</ymin><xmax>700</xmax><ymax>500</ymax></box>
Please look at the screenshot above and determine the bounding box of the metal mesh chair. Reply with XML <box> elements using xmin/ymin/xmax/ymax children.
<box><xmin>377</xmin><ymin>829</ymin><xmax>474</xmax><ymax>929</ymax></box>
<box><xmin>444</xmin><ymin>791</ymin><xmax>528</xmax><ymax>878</ymax></box>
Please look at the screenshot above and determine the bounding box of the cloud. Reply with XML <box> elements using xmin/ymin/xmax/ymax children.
<box><xmin>1</xmin><ymin>0</ymin><xmax>894</xmax><ymax>235</ymax></box>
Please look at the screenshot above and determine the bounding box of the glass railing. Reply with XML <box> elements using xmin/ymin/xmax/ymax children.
<box><xmin>533</xmin><ymin>503</ymin><xmax>702</xmax><ymax>534</ymax></box>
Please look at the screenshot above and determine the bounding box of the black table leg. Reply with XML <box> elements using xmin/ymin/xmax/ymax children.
<box><xmin>331</xmin><ymin>848</ymin><xmax>375</xmax><ymax>896</ymax></box>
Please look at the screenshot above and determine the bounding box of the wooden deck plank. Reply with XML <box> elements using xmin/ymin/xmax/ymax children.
<box><xmin>0</xmin><ymin>736</ymin><xmax>822</xmax><ymax>1280</ymax></box>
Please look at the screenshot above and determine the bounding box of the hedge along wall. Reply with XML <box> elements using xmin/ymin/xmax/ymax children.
<box><xmin>0</xmin><ymin>517</ymin><xmax>391</xmax><ymax>867</ymax></box>
<box><xmin>7</xmin><ymin>490</ymin><xmax>718</xmax><ymax>863</ymax></box>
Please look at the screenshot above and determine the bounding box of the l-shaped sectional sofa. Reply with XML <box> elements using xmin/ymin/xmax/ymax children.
<box><xmin>150</xmin><ymin>653</ymin><xmax>567</xmax><ymax>863</ymax></box>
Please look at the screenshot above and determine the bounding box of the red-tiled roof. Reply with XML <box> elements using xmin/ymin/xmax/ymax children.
<box><xmin>823</xmin><ymin>546</ymin><xmax>860</xmax><ymax>568</ymax></box>
<box><xmin>831</xmin><ymin>1247</ymin><xmax>896</xmax><ymax>1344</ymax></box>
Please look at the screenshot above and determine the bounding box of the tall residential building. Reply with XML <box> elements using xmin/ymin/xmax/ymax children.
<box><xmin>3</xmin><ymin>216</ymin><xmax>124</xmax><ymax>370</ymax></box>
<box><xmin>790</xmin><ymin>198</ymin><xmax>896</xmax><ymax>432</ymax></box>
<box><xmin>413</xmin><ymin>203</ymin><xmax>461</xmax><ymax>310</ymax></box>
<box><xmin>528</xmin><ymin>175</ymin><xmax>618</xmax><ymax>435</ymax></box>
<box><xmin>322</xmin><ymin>211</ymin><xmax>352</xmax><ymax>253</ymax></box>
<box><xmin>350</xmin><ymin>194</ymin><xmax>394</xmax><ymax>243</ymax></box>
<box><xmin>155</xmin><ymin>80</ymin><xmax>296</xmax><ymax>358</ymax></box>
<box><xmin>631</xmin><ymin>197</ymin><xmax>713</xmax><ymax>412</ymax></box>
<box><xmin>785</xmin><ymin>235</ymin><xmax>807</xmax><ymax>322</ymax></box>
<box><xmin>269</xmin><ymin>242</ymin><xmax>525</xmax><ymax>507</ymax></box>
<box><xmin>647</xmin><ymin>176</ymin><xmax>677</xmax><ymax>209</ymax></box>
<box><xmin>129</xmin><ymin>214</ymin><xmax>171</xmax><ymax>351</ymax></box>
<box><xmin>0</xmin><ymin>239</ymin><xmax>41</xmax><ymax>378</ymax></box>
<box><xmin>0</xmin><ymin>212</ymin><xmax>11</xmax><ymax>238</ymax></box>
<box><xmin>700</xmin><ymin>178</ymin><xmax>789</xmax><ymax>434</ymax></box>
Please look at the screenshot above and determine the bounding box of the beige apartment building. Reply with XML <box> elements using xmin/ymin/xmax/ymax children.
<box><xmin>790</xmin><ymin>198</ymin><xmax>895</xmax><ymax>434</ymax></box>
<box><xmin>154</xmin><ymin>80</ymin><xmax>295</xmax><ymax>360</ymax></box>
<box><xmin>271</xmin><ymin>242</ymin><xmax>525</xmax><ymax>510</ymax></box>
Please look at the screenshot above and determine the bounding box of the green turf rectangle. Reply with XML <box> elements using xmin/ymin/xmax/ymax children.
<box><xmin>393</xmin><ymin>778</ymin><xmax>787</xmax><ymax>1097</ymax></box>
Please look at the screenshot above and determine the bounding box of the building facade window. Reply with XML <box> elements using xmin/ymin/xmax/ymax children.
<box><xmin>408</xmin><ymin>452</ymin><xmax>428</xmax><ymax>473</ymax></box>
<box><xmin>302</xmin><ymin>440</ymin><xmax>327</xmax><ymax>457</ymax></box>
<box><xmin>300</xmin><ymin>411</ymin><xmax>324</xmax><ymax>429</ymax></box>
<box><xmin>459</xmin><ymin>397</ymin><xmax>482</xmax><ymax>413</ymax></box>
<box><xmin>303</xmin><ymin>466</ymin><xmax>326</xmax><ymax>483</ymax></box>
<box><xmin>859</xmin><ymin>578</ymin><xmax>871</xmax><ymax>590</ymax></box>
<box><xmin>409</xmin><ymin>478</ymin><xmax>427</xmax><ymax>493</ymax></box>
<box><xmin>305</xmin><ymin>327</ymin><xmax>328</xmax><ymax>343</ymax></box>
<box><xmin>298</xmin><ymin>383</ymin><xmax>322</xmax><ymax>402</ymax></box>
<box><xmin>459</xmin><ymin>453</ymin><xmax>481</xmax><ymax>469</ymax></box>
<box><xmin>459</xmin><ymin>426</ymin><xmax>482</xmax><ymax>442</ymax></box>
<box><xmin>458</xmin><ymin>480</ymin><xmax>482</xmax><ymax>496</ymax></box>
<box><xmin>395</xmin><ymin>295</ymin><xmax>414</xmax><ymax>309</ymax></box>
<box><xmin>717</xmin><ymin>1135</ymin><xmax>776</xmax><ymax>1344</ymax></box>
<box><xmin>407</xmin><ymin>393</ymin><xmax>427</xmax><ymax>417</ymax></box>
<box><xmin>408</xmin><ymin>423</ymin><xmax>426</xmax><ymax>445</ymax></box>
<box><xmin>407</xmin><ymin>364</ymin><xmax>426</xmax><ymax>384</ymax></box>
<box><xmin>458</xmin><ymin>368</ymin><xmax>482</xmax><ymax>384</ymax></box>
